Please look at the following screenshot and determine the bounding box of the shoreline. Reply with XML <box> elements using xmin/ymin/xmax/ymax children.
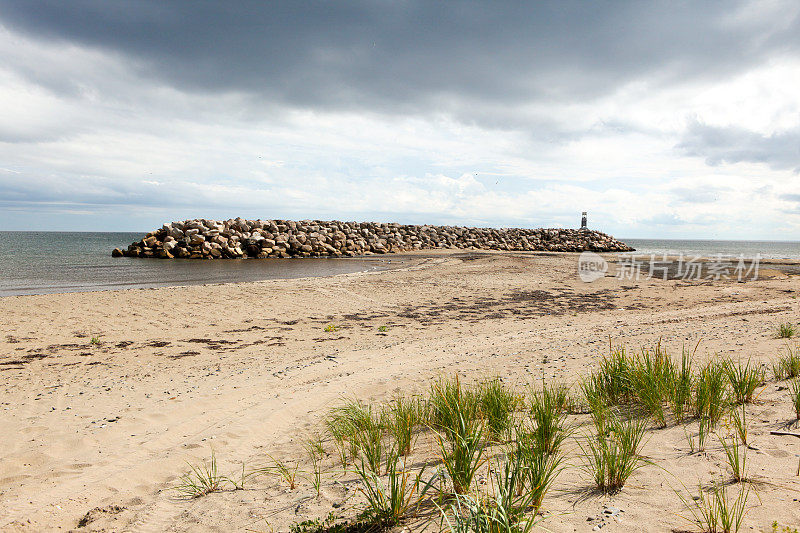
<box><xmin>4</xmin><ymin>249</ymin><xmax>800</xmax><ymax>298</ymax></box>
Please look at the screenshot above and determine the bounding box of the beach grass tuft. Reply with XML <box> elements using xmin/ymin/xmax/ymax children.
<box><xmin>325</xmin><ymin>398</ymin><xmax>376</xmax><ymax>465</ymax></box>
<box><xmin>261</xmin><ymin>455</ymin><xmax>300</xmax><ymax>490</ymax></box>
<box><xmin>773</xmin><ymin>345</ymin><xmax>800</xmax><ymax>380</ymax></box>
<box><xmin>304</xmin><ymin>437</ymin><xmax>325</xmax><ymax>497</ymax></box>
<box><xmin>725</xmin><ymin>358</ymin><xmax>764</xmax><ymax>405</ymax></box>
<box><xmin>439</xmin><ymin>454</ymin><xmax>541</xmax><ymax>533</ymax></box>
<box><xmin>434</xmin><ymin>409</ymin><xmax>486</xmax><ymax>495</ymax></box>
<box><xmin>527</xmin><ymin>382</ymin><xmax>569</xmax><ymax>456</ymax></box>
<box><xmin>629</xmin><ymin>344</ymin><xmax>675</xmax><ymax>427</ymax></box>
<box><xmin>476</xmin><ymin>377</ymin><xmax>520</xmax><ymax>442</ymax></box>
<box><xmin>679</xmin><ymin>480</ymin><xmax>750</xmax><ymax>533</ymax></box>
<box><xmin>789</xmin><ymin>379</ymin><xmax>800</xmax><ymax>421</ymax></box>
<box><xmin>580</xmin><ymin>414</ymin><xmax>647</xmax><ymax>494</ymax></box>
<box><xmin>695</xmin><ymin>361</ymin><xmax>728</xmax><ymax>449</ymax></box>
<box><xmin>353</xmin><ymin>449</ymin><xmax>430</xmax><ymax>527</ymax></box>
<box><xmin>428</xmin><ymin>375</ymin><xmax>480</xmax><ymax>432</ymax></box>
<box><xmin>174</xmin><ymin>449</ymin><xmax>226</xmax><ymax>499</ymax></box>
<box><xmin>670</xmin><ymin>349</ymin><xmax>694</xmax><ymax>423</ymax></box>
<box><xmin>779</xmin><ymin>323</ymin><xmax>796</xmax><ymax>339</ymax></box>
<box><xmin>382</xmin><ymin>395</ymin><xmax>423</xmax><ymax>457</ymax></box>
<box><xmin>720</xmin><ymin>434</ymin><xmax>747</xmax><ymax>483</ymax></box>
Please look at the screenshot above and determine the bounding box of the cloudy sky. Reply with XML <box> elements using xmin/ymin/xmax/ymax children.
<box><xmin>0</xmin><ymin>1</ymin><xmax>799</xmax><ymax>238</ymax></box>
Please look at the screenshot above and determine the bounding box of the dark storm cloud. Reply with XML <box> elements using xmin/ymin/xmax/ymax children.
<box><xmin>2</xmin><ymin>0</ymin><xmax>799</xmax><ymax>117</ymax></box>
<box><xmin>678</xmin><ymin>121</ymin><xmax>800</xmax><ymax>172</ymax></box>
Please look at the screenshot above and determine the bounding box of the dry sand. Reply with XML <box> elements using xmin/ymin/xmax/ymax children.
<box><xmin>1</xmin><ymin>251</ymin><xmax>799</xmax><ymax>532</ymax></box>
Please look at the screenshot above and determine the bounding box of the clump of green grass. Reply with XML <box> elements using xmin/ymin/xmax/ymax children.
<box><xmin>512</xmin><ymin>426</ymin><xmax>564</xmax><ymax>510</ymax></box>
<box><xmin>90</xmin><ymin>336</ymin><xmax>101</xmax><ymax>345</ymax></box>
<box><xmin>789</xmin><ymin>379</ymin><xmax>800</xmax><ymax>421</ymax></box>
<box><xmin>324</xmin><ymin>324</ymin><xmax>340</xmax><ymax>332</ymax></box>
<box><xmin>695</xmin><ymin>361</ymin><xmax>728</xmax><ymax>450</ymax></box>
<box><xmin>592</xmin><ymin>345</ymin><xmax>636</xmax><ymax>405</ymax></box>
<box><xmin>439</xmin><ymin>455</ymin><xmax>541</xmax><ymax>533</ymax></box>
<box><xmin>435</xmin><ymin>409</ymin><xmax>486</xmax><ymax>494</ymax></box>
<box><xmin>382</xmin><ymin>395</ymin><xmax>422</xmax><ymax>456</ymax></box>
<box><xmin>720</xmin><ymin>434</ymin><xmax>747</xmax><ymax>483</ymax></box>
<box><xmin>325</xmin><ymin>398</ymin><xmax>376</xmax><ymax>465</ymax></box>
<box><xmin>527</xmin><ymin>382</ymin><xmax>569</xmax><ymax>456</ymax></box>
<box><xmin>378</xmin><ymin>325</ymin><xmax>389</xmax><ymax>332</ymax></box>
<box><xmin>580</xmin><ymin>414</ymin><xmax>647</xmax><ymax>494</ymax></box>
<box><xmin>670</xmin><ymin>350</ymin><xmax>694</xmax><ymax>423</ymax></box>
<box><xmin>779</xmin><ymin>323</ymin><xmax>796</xmax><ymax>339</ymax></box>
<box><xmin>724</xmin><ymin>358</ymin><xmax>764</xmax><ymax>404</ymax></box>
<box><xmin>304</xmin><ymin>436</ymin><xmax>325</xmax><ymax>497</ymax></box>
<box><xmin>174</xmin><ymin>450</ymin><xmax>226</xmax><ymax>498</ymax></box>
<box><xmin>581</xmin><ymin>376</ymin><xmax>612</xmax><ymax>434</ymax></box>
<box><xmin>678</xmin><ymin>480</ymin><xmax>750</xmax><ymax>533</ymax></box>
<box><xmin>355</xmin><ymin>415</ymin><xmax>385</xmax><ymax>475</ymax></box>
<box><xmin>353</xmin><ymin>449</ymin><xmax>431</xmax><ymax>527</ymax></box>
<box><xmin>773</xmin><ymin>345</ymin><xmax>800</xmax><ymax>380</ymax></box>
<box><xmin>428</xmin><ymin>375</ymin><xmax>480</xmax><ymax>432</ymax></box>
<box><xmin>260</xmin><ymin>455</ymin><xmax>300</xmax><ymax>490</ymax></box>
<box><xmin>585</xmin><ymin>342</ymin><xmax>695</xmax><ymax>427</ymax></box>
<box><xmin>476</xmin><ymin>377</ymin><xmax>520</xmax><ymax>442</ymax></box>
<box><xmin>629</xmin><ymin>345</ymin><xmax>675</xmax><ymax>427</ymax></box>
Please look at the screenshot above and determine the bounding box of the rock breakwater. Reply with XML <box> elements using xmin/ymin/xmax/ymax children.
<box><xmin>112</xmin><ymin>219</ymin><xmax>633</xmax><ymax>259</ymax></box>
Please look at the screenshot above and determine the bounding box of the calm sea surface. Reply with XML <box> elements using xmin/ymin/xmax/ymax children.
<box><xmin>0</xmin><ymin>232</ymin><xmax>405</xmax><ymax>297</ymax></box>
<box><xmin>1</xmin><ymin>232</ymin><xmax>798</xmax><ymax>296</ymax></box>
<box><xmin>622</xmin><ymin>238</ymin><xmax>800</xmax><ymax>260</ymax></box>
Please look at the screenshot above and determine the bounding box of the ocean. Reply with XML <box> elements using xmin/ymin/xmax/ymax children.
<box><xmin>622</xmin><ymin>238</ymin><xmax>800</xmax><ymax>261</ymax></box>
<box><xmin>0</xmin><ymin>232</ymin><xmax>403</xmax><ymax>297</ymax></box>
<box><xmin>0</xmin><ymin>232</ymin><xmax>798</xmax><ymax>296</ymax></box>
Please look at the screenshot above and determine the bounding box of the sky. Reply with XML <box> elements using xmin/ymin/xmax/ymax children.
<box><xmin>0</xmin><ymin>1</ymin><xmax>799</xmax><ymax>239</ymax></box>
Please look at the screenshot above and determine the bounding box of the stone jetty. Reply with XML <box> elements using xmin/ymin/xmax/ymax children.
<box><xmin>112</xmin><ymin>219</ymin><xmax>634</xmax><ymax>259</ymax></box>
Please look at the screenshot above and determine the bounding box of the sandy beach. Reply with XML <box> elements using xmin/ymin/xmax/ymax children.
<box><xmin>1</xmin><ymin>251</ymin><xmax>800</xmax><ymax>532</ymax></box>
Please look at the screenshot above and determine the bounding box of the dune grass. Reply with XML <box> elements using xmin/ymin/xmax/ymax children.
<box><xmin>580</xmin><ymin>413</ymin><xmax>647</xmax><ymax>494</ymax></box>
<box><xmin>325</xmin><ymin>398</ymin><xmax>377</xmax><ymax>466</ymax></box>
<box><xmin>789</xmin><ymin>379</ymin><xmax>800</xmax><ymax>421</ymax></box>
<box><xmin>679</xmin><ymin>480</ymin><xmax>750</xmax><ymax>533</ymax></box>
<box><xmin>382</xmin><ymin>395</ymin><xmax>423</xmax><ymax>457</ymax></box>
<box><xmin>629</xmin><ymin>345</ymin><xmax>675</xmax><ymax>427</ymax></box>
<box><xmin>439</xmin><ymin>453</ymin><xmax>541</xmax><ymax>533</ymax></box>
<box><xmin>695</xmin><ymin>361</ymin><xmax>729</xmax><ymax>450</ymax></box>
<box><xmin>725</xmin><ymin>358</ymin><xmax>764</xmax><ymax>405</ymax></box>
<box><xmin>670</xmin><ymin>350</ymin><xmax>695</xmax><ymax>423</ymax></box>
<box><xmin>720</xmin><ymin>432</ymin><xmax>748</xmax><ymax>483</ymax></box>
<box><xmin>773</xmin><ymin>345</ymin><xmax>800</xmax><ymax>380</ymax></box>
<box><xmin>729</xmin><ymin>403</ymin><xmax>749</xmax><ymax>447</ymax></box>
<box><xmin>174</xmin><ymin>450</ymin><xmax>226</xmax><ymax>499</ymax></box>
<box><xmin>353</xmin><ymin>449</ymin><xmax>431</xmax><ymax>527</ymax></box>
<box><xmin>435</xmin><ymin>409</ymin><xmax>487</xmax><ymax>495</ymax></box>
<box><xmin>527</xmin><ymin>382</ymin><xmax>569</xmax><ymax>456</ymax></box>
<box><xmin>191</xmin><ymin>340</ymin><xmax>800</xmax><ymax>531</ymax></box>
<box><xmin>304</xmin><ymin>437</ymin><xmax>325</xmax><ymax>497</ymax></box>
<box><xmin>428</xmin><ymin>375</ymin><xmax>480</xmax><ymax>431</ymax></box>
<box><xmin>476</xmin><ymin>377</ymin><xmax>520</xmax><ymax>442</ymax></box>
<box><xmin>779</xmin><ymin>323</ymin><xmax>796</xmax><ymax>339</ymax></box>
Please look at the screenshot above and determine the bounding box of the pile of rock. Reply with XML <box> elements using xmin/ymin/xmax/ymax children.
<box><xmin>112</xmin><ymin>218</ymin><xmax>633</xmax><ymax>259</ymax></box>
